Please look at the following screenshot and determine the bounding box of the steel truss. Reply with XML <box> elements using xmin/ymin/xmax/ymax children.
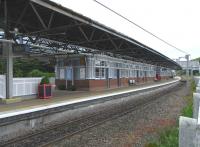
<box><xmin>0</xmin><ymin>0</ymin><xmax>181</xmax><ymax>69</ymax></box>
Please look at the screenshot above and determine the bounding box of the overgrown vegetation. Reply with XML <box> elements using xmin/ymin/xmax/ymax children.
<box><xmin>181</xmin><ymin>80</ymin><xmax>195</xmax><ymax>118</ymax></box>
<box><xmin>145</xmin><ymin>80</ymin><xmax>195</xmax><ymax>147</ymax></box>
<box><xmin>193</xmin><ymin>57</ymin><xmax>200</xmax><ymax>63</ymax></box>
<box><xmin>28</xmin><ymin>69</ymin><xmax>55</xmax><ymax>77</ymax></box>
<box><xmin>0</xmin><ymin>58</ymin><xmax>55</xmax><ymax>77</ymax></box>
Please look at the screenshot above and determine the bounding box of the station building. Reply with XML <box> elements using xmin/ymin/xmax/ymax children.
<box><xmin>0</xmin><ymin>0</ymin><xmax>181</xmax><ymax>99</ymax></box>
<box><xmin>176</xmin><ymin>60</ymin><xmax>200</xmax><ymax>74</ymax></box>
<box><xmin>55</xmin><ymin>54</ymin><xmax>173</xmax><ymax>91</ymax></box>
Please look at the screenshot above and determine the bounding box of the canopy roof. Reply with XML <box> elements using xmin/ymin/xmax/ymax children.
<box><xmin>0</xmin><ymin>0</ymin><xmax>181</xmax><ymax>69</ymax></box>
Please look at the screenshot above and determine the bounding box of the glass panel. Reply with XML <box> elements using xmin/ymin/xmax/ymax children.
<box><xmin>95</xmin><ymin>68</ymin><xmax>100</xmax><ymax>78</ymax></box>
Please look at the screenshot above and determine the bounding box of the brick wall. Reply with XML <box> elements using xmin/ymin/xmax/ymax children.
<box><xmin>74</xmin><ymin>80</ymin><xmax>89</xmax><ymax>91</ymax></box>
<box><xmin>56</xmin><ymin>76</ymin><xmax>169</xmax><ymax>91</ymax></box>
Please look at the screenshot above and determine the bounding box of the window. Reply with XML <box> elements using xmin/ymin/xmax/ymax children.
<box><xmin>114</xmin><ymin>69</ymin><xmax>117</xmax><ymax>77</ymax></box>
<box><xmin>95</xmin><ymin>60</ymin><xmax>106</xmax><ymax>67</ymax></box>
<box><xmin>95</xmin><ymin>60</ymin><xmax>101</xmax><ymax>66</ymax></box>
<box><xmin>121</xmin><ymin>69</ymin><xmax>128</xmax><ymax>78</ymax></box>
<box><xmin>95</xmin><ymin>68</ymin><xmax>100</xmax><ymax>78</ymax></box>
<box><xmin>140</xmin><ymin>71</ymin><xmax>143</xmax><ymax>77</ymax></box>
<box><xmin>101</xmin><ymin>68</ymin><xmax>105</xmax><ymax>77</ymax></box>
<box><xmin>100</xmin><ymin>61</ymin><xmax>106</xmax><ymax>66</ymax></box>
<box><xmin>109</xmin><ymin>68</ymin><xmax>117</xmax><ymax>79</ymax></box>
<box><xmin>95</xmin><ymin>67</ymin><xmax>105</xmax><ymax>79</ymax></box>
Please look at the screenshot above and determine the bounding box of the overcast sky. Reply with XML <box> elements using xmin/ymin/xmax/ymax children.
<box><xmin>52</xmin><ymin>0</ymin><xmax>200</xmax><ymax>60</ymax></box>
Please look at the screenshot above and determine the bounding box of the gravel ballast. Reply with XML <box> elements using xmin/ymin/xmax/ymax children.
<box><xmin>48</xmin><ymin>81</ymin><xmax>189</xmax><ymax>147</ymax></box>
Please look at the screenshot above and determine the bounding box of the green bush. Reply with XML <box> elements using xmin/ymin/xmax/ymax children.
<box><xmin>44</xmin><ymin>72</ymin><xmax>55</xmax><ymax>77</ymax></box>
<box><xmin>14</xmin><ymin>68</ymin><xmax>23</xmax><ymax>77</ymax></box>
<box><xmin>40</xmin><ymin>76</ymin><xmax>50</xmax><ymax>85</ymax></box>
<box><xmin>28</xmin><ymin>69</ymin><xmax>55</xmax><ymax>78</ymax></box>
<box><xmin>28</xmin><ymin>69</ymin><xmax>45</xmax><ymax>77</ymax></box>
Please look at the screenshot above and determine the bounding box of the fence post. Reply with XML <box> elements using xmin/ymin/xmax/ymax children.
<box><xmin>193</xmin><ymin>93</ymin><xmax>200</xmax><ymax>119</ymax></box>
<box><xmin>179</xmin><ymin>116</ymin><xmax>197</xmax><ymax>147</ymax></box>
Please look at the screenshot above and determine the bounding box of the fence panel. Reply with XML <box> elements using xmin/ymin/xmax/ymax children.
<box><xmin>13</xmin><ymin>78</ymin><xmax>42</xmax><ymax>97</ymax></box>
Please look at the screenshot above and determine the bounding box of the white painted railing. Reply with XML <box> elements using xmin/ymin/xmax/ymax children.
<box><xmin>179</xmin><ymin>76</ymin><xmax>200</xmax><ymax>147</ymax></box>
<box><xmin>0</xmin><ymin>75</ymin><xmax>6</xmax><ymax>99</ymax></box>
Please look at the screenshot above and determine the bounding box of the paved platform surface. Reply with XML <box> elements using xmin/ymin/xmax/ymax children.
<box><xmin>0</xmin><ymin>78</ymin><xmax>180</xmax><ymax>119</ymax></box>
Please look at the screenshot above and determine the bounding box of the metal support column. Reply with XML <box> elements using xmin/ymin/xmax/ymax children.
<box><xmin>2</xmin><ymin>41</ymin><xmax>13</xmax><ymax>98</ymax></box>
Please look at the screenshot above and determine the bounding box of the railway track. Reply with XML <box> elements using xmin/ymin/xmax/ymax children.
<box><xmin>0</xmin><ymin>82</ymin><xmax>182</xmax><ymax>147</ymax></box>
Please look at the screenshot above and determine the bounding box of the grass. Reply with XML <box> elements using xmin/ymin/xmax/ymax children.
<box><xmin>181</xmin><ymin>102</ymin><xmax>193</xmax><ymax>117</ymax></box>
<box><xmin>181</xmin><ymin>80</ymin><xmax>195</xmax><ymax>118</ymax></box>
<box><xmin>145</xmin><ymin>80</ymin><xmax>195</xmax><ymax>147</ymax></box>
<box><xmin>145</xmin><ymin>127</ymin><xmax>179</xmax><ymax>147</ymax></box>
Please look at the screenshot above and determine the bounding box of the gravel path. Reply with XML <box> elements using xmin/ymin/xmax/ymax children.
<box><xmin>49</xmin><ymin>82</ymin><xmax>189</xmax><ymax>147</ymax></box>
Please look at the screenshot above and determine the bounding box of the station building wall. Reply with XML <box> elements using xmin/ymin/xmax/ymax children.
<box><xmin>55</xmin><ymin>54</ymin><xmax>173</xmax><ymax>91</ymax></box>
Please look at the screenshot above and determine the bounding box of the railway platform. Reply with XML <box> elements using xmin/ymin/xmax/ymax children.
<box><xmin>0</xmin><ymin>77</ymin><xmax>180</xmax><ymax>119</ymax></box>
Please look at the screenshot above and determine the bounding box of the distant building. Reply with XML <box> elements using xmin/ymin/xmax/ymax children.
<box><xmin>176</xmin><ymin>60</ymin><xmax>200</xmax><ymax>74</ymax></box>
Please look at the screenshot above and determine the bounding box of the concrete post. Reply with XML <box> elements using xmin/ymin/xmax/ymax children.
<box><xmin>2</xmin><ymin>41</ymin><xmax>13</xmax><ymax>98</ymax></box>
<box><xmin>193</xmin><ymin>93</ymin><xmax>200</xmax><ymax>119</ymax></box>
<box><xmin>195</xmin><ymin>126</ymin><xmax>200</xmax><ymax>147</ymax></box>
<box><xmin>179</xmin><ymin>116</ymin><xmax>197</xmax><ymax>147</ymax></box>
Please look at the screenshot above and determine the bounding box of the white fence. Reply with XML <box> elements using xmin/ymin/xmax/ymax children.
<box><xmin>13</xmin><ymin>77</ymin><xmax>42</xmax><ymax>97</ymax></box>
<box><xmin>0</xmin><ymin>75</ymin><xmax>6</xmax><ymax>99</ymax></box>
<box><xmin>0</xmin><ymin>75</ymin><xmax>55</xmax><ymax>99</ymax></box>
<box><xmin>179</xmin><ymin>77</ymin><xmax>200</xmax><ymax>147</ymax></box>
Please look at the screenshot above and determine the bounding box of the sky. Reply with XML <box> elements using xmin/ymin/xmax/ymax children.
<box><xmin>52</xmin><ymin>0</ymin><xmax>200</xmax><ymax>60</ymax></box>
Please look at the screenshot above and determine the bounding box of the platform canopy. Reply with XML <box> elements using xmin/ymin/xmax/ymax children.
<box><xmin>0</xmin><ymin>0</ymin><xmax>181</xmax><ymax>69</ymax></box>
